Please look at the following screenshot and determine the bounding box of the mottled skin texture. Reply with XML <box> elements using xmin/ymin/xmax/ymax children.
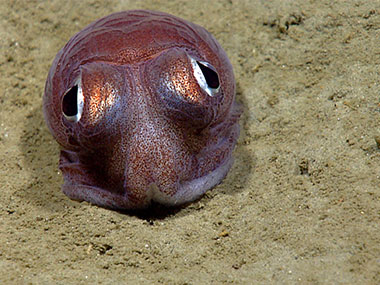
<box><xmin>43</xmin><ymin>10</ymin><xmax>241</xmax><ymax>210</ymax></box>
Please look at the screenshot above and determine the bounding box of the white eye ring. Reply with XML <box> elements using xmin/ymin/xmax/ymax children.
<box><xmin>62</xmin><ymin>78</ymin><xmax>84</xmax><ymax>122</ymax></box>
<box><xmin>190</xmin><ymin>57</ymin><xmax>220</xmax><ymax>97</ymax></box>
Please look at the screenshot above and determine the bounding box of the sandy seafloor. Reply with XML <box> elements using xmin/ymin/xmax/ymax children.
<box><xmin>0</xmin><ymin>0</ymin><xmax>379</xmax><ymax>284</ymax></box>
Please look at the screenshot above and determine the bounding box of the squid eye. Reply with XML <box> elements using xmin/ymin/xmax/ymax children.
<box><xmin>62</xmin><ymin>80</ymin><xmax>84</xmax><ymax>122</ymax></box>
<box><xmin>190</xmin><ymin>57</ymin><xmax>220</xmax><ymax>97</ymax></box>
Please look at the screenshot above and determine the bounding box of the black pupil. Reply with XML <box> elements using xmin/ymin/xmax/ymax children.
<box><xmin>62</xmin><ymin>85</ymin><xmax>78</xmax><ymax>117</ymax></box>
<box><xmin>197</xmin><ymin>61</ymin><xmax>220</xmax><ymax>89</ymax></box>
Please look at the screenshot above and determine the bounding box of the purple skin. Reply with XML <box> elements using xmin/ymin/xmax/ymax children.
<box><xmin>43</xmin><ymin>10</ymin><xmax>241</xmax><ymax>210</ymax></box>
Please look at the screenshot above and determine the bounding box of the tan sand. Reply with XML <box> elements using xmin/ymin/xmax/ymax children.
<box><xmin>0</xmin><ymin>0</ymin><xmax>379</xmax><ymax>283</ymax></box>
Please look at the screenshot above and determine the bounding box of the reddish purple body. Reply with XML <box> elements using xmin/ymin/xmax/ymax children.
<box><xmin>43</xmin><ymin>10</ymin><xmax>241</xmax><ymax>210</ymax></box>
